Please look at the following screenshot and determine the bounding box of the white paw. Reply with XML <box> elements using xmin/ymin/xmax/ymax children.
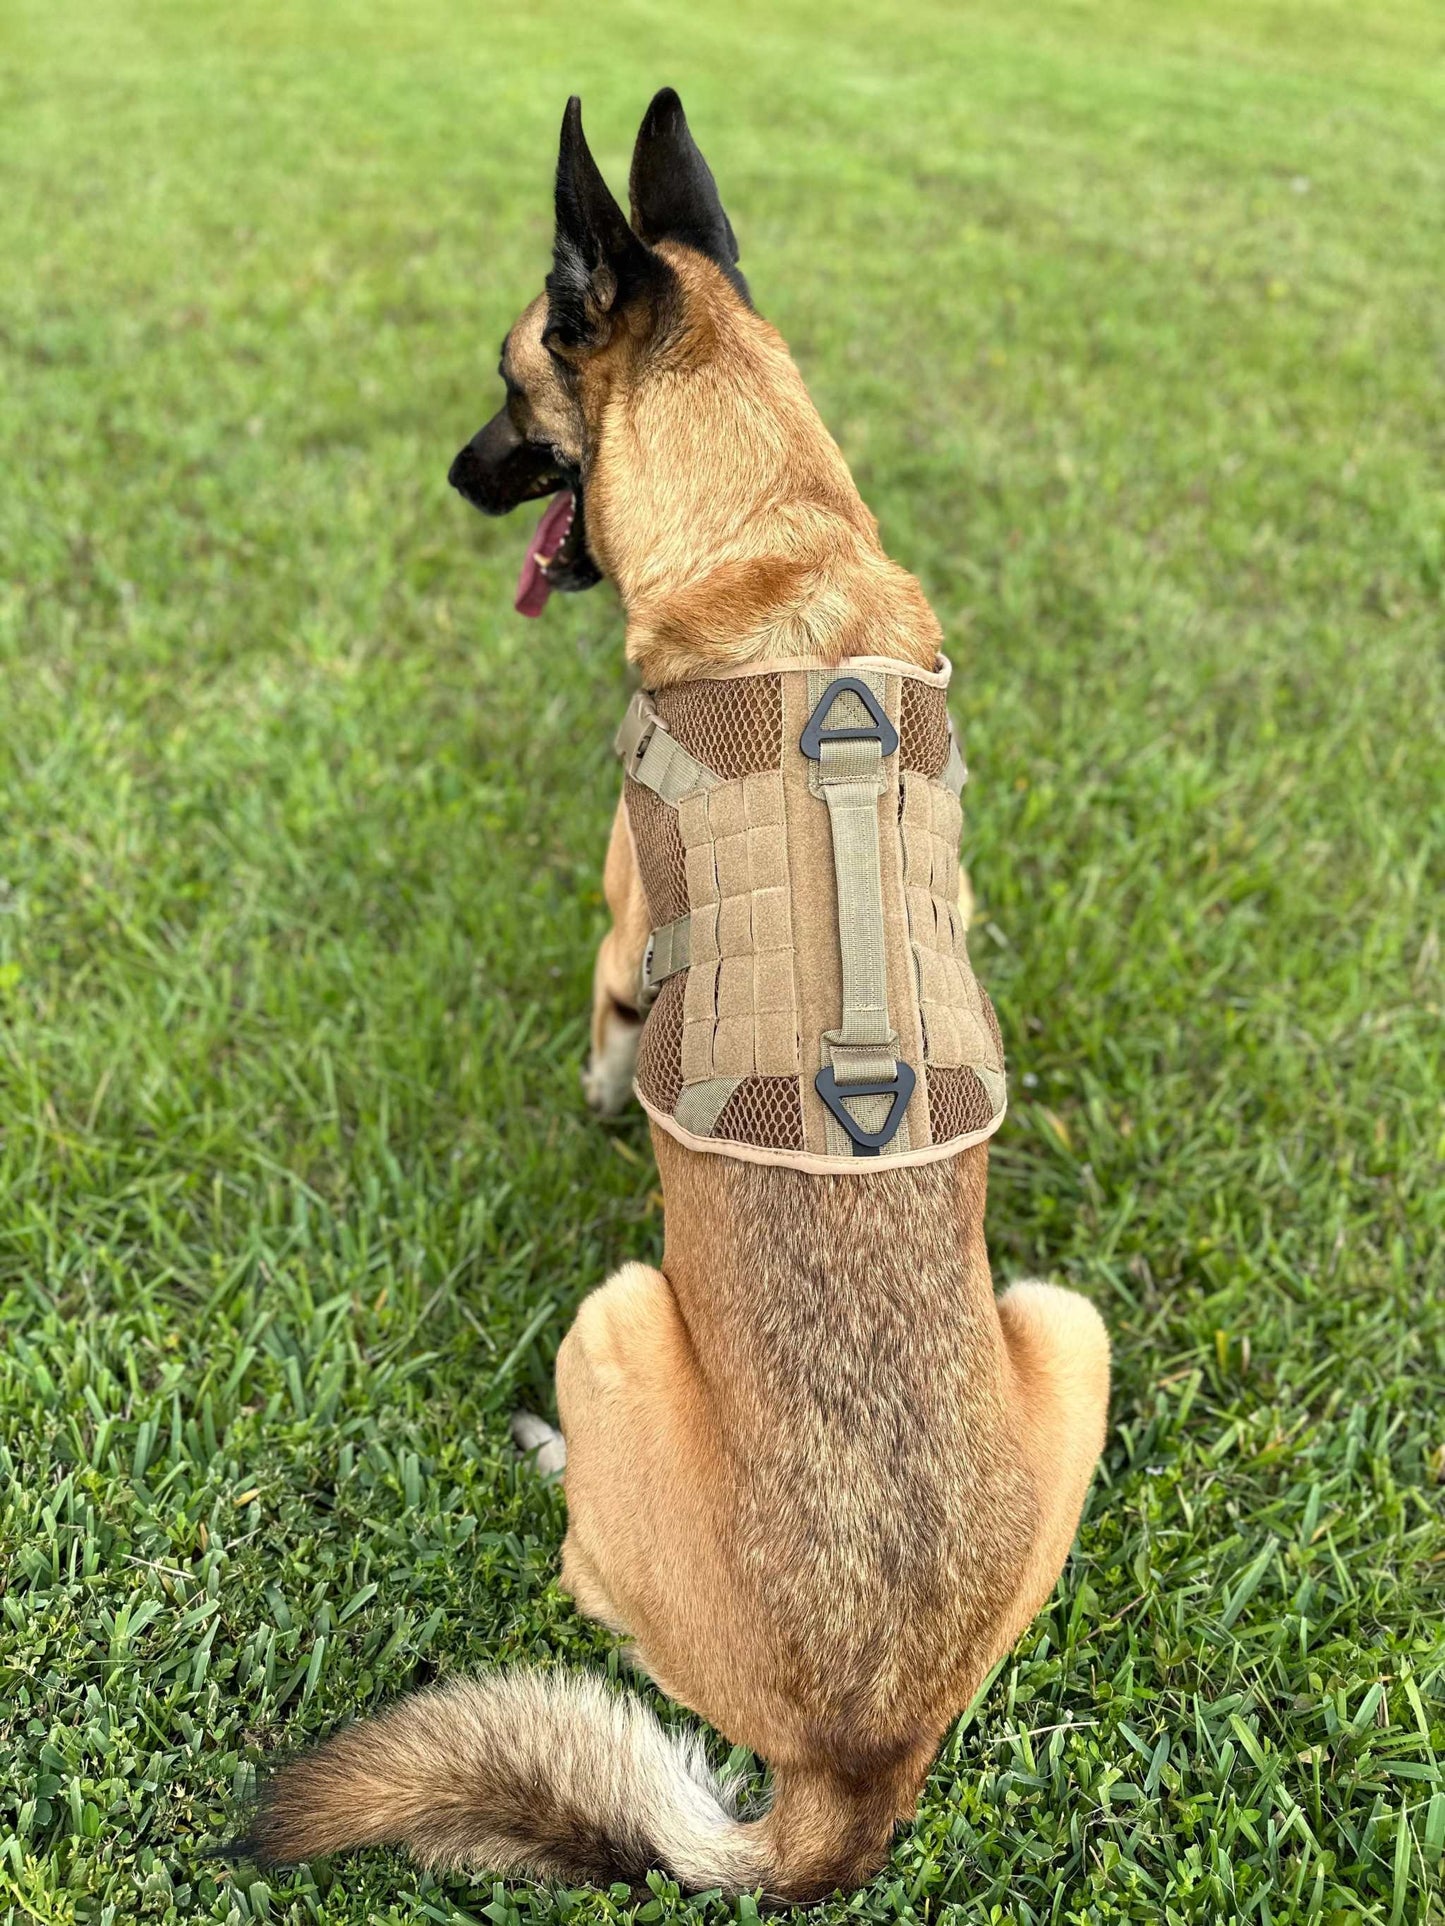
<box><xmin>510</xmin><ymin>1409</ymin><xmax>567</xmax><ymax>1479</ymax></box>
<box><xmin>582</xmin><ymin>1016</ymin><xmax>641</xmax><ymax>1116</ymax></box>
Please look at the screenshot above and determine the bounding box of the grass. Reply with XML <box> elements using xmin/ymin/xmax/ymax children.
<box><xmin>1</xmin><ymin>0</ymin><xmax>1443</xmax><ymax>1919</ymax></box>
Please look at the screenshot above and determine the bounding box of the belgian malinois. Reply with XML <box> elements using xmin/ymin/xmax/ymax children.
<box><xmin>244</xmin><ymin>90</ymin><xmax>1110</xmax><ymax>1902</ymax></box>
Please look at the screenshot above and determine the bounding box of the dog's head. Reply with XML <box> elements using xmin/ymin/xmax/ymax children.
<box><xmin>447</xmin><ymin>89</ymin><xmax>748</xmax><ymax>616</ymax></box>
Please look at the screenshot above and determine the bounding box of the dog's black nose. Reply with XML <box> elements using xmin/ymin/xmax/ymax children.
<box><xmin>448</xmin><ymin>444</ymin><xmax>479</xmax><ymax>495</ymax></box>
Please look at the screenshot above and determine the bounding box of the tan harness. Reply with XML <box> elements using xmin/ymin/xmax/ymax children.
<box><xmin>616</xmin><ymin>653</ymin><xmax>1006</xmax><ymax>1173</ymax></box>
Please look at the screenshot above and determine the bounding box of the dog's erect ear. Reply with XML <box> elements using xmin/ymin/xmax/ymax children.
<box><xmin>629</xmin><ymin>88</ymin><xmax>748</xmax><ymax>302</ymax></box>
<box><xmin>546</xmin><ymin>96</ymin><xmax>656</xmax><ymax>350</ymax></box>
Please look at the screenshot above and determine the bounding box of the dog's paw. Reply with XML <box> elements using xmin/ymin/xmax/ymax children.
<box><xmin>511</xmin><ymin>1410</ymin><xmax>567</xmax><ymax>1480</ymax></box>
<box><xmin>582</xmin><ymin>1015</ymin><xmax>641</xmax><ymax>1116</ymax></box>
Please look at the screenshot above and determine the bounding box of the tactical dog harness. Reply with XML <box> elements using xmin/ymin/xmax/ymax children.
<box><xmin>616</xmin><ymin>653</ymin><xmax>1006</xmax><ymax>1173</ymax></box>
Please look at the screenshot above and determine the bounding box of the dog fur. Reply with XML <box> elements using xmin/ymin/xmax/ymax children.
<box><xmin>244</xmin><ymin>90</ymin><xmax>1110</xmax><ymax>1904</ymax></box>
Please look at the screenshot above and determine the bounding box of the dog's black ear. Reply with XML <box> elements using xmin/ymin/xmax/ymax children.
<box><xmin>546</xmin><ymin>96</ymin><xmax>655</xmax><ymax>350</ymax></box>
<box><xmin>629</xmin><ymin>88</ymin><xmax>748</xmax><ymax>302</ymax></box>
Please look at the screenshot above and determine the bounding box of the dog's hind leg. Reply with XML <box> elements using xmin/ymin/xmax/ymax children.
<box><xmin>987</xmin><ymin>1279</ymin><xmax>1111</xmax><ymax>1658</ymax></box>
<box><xmin>583</xmin><ymin>796</ymin><xmax>651</xmax><ymax>1116</ymax></box>
<box><xmin>552</xmin><ymin>1261</ymin><xmax>772</xmax><ymax>1732</ymax></box>
<box><xmin>553</xmin><ymin>1262</ymin><xmax>705</xmax><ymax>1665</ymax></box>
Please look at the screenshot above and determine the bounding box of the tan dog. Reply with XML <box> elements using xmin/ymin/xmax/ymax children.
<box><xmin>245</xmin><ymin>91</ymin><xmax>1110</xmax><ymax>1903</ymax></box>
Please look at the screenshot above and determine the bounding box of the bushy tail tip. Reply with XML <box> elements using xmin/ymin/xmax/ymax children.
<box><xmin>242</xmin><ymin>1667</ymin><xmax>900</xmax><ymax>1902</ymax></box>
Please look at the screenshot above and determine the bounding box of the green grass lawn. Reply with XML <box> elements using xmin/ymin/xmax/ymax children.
<box><xmin>2</xmin><ymin>0</ymin><xmax>1443</xmax><ymax>1920</ymax></box>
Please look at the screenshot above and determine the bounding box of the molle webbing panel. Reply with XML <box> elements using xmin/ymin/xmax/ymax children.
<box><xmin>620</xmin><ymin>653</ymin><xmax>1005</xmax><ymax>1174</ymax></box>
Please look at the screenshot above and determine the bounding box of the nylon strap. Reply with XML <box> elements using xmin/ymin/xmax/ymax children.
<box><xmin>615</xmin><ymin>691</ymin><xmax>721</xmax><ymax>804</ymax></box>
<box><xmin>818</xmin><ymin>734</ymin><xmax>894</xmax><ymax>1078</ymax></box>
<box><xmin>807</xmin><ymin>678</ymin><xmax>898</xmax><ymax>1089</ymax></box>
<box><xmin>942</xmin><ymin>723</ymin><xmax>967</xmax><ymax>798</ymax></box>
<box><xmin>639</xmin><ymin>914</ymin><xmax>690</xmax><ymax>1009</ymax></box>
<box><xmin>802</xmin><ymin>673</ymin><xmax>912</xmax><ymax>1155</ymax></box>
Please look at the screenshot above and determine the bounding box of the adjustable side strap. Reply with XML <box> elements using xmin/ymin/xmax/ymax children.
<box><xmin>638</xmin><ymin>913</ymin><xmax>690</xmax><ymax>1011</ymax></box>
<box><xmin>942</xmin><ymin>721</ymin><xmax>968</xmax><ymax>798</ymax></box>
<box><xmin>616</xmin><ymin>690</ymin><xmax>722</xmax><ymax>1016</ymax></box>
<box><xmin>615</xmin><ymin>690</ymin><xmax>721</xmax><ymax>805</ymax></box>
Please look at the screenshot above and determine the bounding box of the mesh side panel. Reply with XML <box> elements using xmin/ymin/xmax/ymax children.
<box><xmin>636</xmin><ymin>974</ymin><xmax>686</xmax><ymax>1113</ymax></box>
<box><xmin>927</xmin><ymin>1066</ymin><xmax>998</xmax><ymax>1142</ymax></box>
<box><xmin>712</xmin><ymin>1075</ymin><xmax>805</xmax><ymax>1152</ymax></box>
<box><xmin>899</xmin><ymin>680</ymin><xmax>951</xmax><ymax>777</ymax></box>
<box><xmin>625</xmin><ymin>779</ymin><xmax>688</xmax><ymax>926</ymax></box>
<box><xmin>655</xmin><ymin>676</ymin><xmax>782</xmax><ymax>777</ymax></box>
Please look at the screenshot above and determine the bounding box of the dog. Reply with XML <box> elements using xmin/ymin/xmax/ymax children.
<box><xmin>242</xmin><ymin>89</ymin><xmax>1110</xmax><ymax>1903</ymax></box>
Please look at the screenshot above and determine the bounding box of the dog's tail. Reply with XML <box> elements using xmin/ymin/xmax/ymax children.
<box><xmin>239</xmin><ymin>1670</ymin><xmax>909</xmax><ymax>1902</ymax></box>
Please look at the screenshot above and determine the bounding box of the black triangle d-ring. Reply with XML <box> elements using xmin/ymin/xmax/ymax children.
<box><xmin>815</xmin><ymin>1061</ymin><xmax>916</xmax><ymax>1155</ymax></box>
<box><xmin>800</xmin><ymin>677</ymin><xmax>899</xmax><ymax>760</ymax></box>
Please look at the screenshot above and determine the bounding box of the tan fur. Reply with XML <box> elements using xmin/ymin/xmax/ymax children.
<box><xmin>250</xmin><ymin>179</ymin><xmax>1109</xmax><ymax>1906</ymax></box>
<box><xmin>581</xmin><ymin>798</ymin><xmax>650</xmax><ymax>1115</ymax></box>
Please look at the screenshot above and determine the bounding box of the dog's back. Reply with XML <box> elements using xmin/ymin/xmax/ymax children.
<box><xmin>657</xmin><ymin>1142</ymin><xmax>1037</xmax><ymax>1756</ymax></box>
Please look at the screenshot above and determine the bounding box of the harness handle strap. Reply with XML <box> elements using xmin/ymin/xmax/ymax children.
<box><xmin>802</xmin><ymin>674</ymin><xmax>914</xmax><ymax>1156</ymax></box>
<box><xmin>816</xmin><ymin>732</ymin><xmax>894</xmax><ymax>1064</ymax></box>
<box><xmin>615</xmin><ymin>690</ymin><xmax>722</xmax><ymax>804</ymax></box>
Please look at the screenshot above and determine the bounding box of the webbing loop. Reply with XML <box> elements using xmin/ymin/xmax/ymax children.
<box><xmin>799</xmin><ymin>675</ymin><xmax>899</xmax><ymax>760</ymax></box>
<box><xmin>815</xmin><ymin>1061</ymin><xmax>917</xmax><ymax>1156</ymax></box>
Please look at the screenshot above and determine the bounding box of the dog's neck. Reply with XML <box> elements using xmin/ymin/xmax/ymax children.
<box><xmin>586</xmin><ymin>277</ymin><xmax>943</xmax><ymax>688</ymax></box>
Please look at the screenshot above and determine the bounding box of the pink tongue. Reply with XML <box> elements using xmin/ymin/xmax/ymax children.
<box><xmin>514</xmin><ymin>488</ymin><xmax>576</xmax><ymax>617</ymax></box>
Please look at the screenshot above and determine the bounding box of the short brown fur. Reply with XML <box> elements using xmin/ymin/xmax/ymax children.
<box><xmin>248</xmin><ymin>95</ymin><xmax>1109</xmax><ymax>1904</ymax></box>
